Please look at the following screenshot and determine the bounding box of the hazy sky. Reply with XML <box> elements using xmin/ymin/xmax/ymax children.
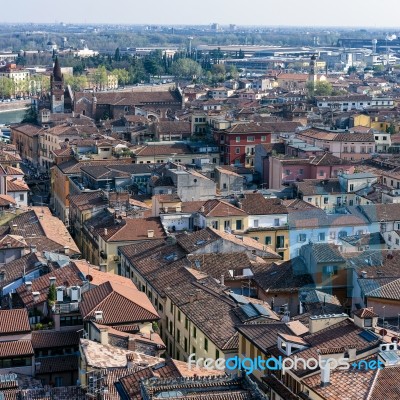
<box><xmin>1</xmin><ymin>0</ymin><xmax>400</xmax><ymax>27</ymax></box>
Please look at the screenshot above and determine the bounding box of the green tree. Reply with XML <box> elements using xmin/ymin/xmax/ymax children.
<box><xmin>114</xmin><ymin>47</ymin><xmax>121</xmax><ymax>61</ymax></box>
<box><xmin>171</xmin><ymin>59</ymin><xmax>202</xmax><ymax>79</ymax></box>
<box><xmin>64</xmin><ymin>75</ymin><xmax>88</xmax><ymax>91</ymax></box>
<box><xmin>22</xmin><ymin>104</ymin><xmax>38</xmax><ymax>124</ymax></box>
<box><xmin>307</xmin><ymin>80</ymin><xmax>333</xmax><ymax>97</ymax></box>
<box><xmin>48</xmin><ymin>284</ymin><xmax>56</xmax><ymax>304</ymax></box>
<box><xmin>347</xmin><ymin>66</ymin><xmax>357</xmax><ymax>74</ymax></box>
<box><xmin>0</xmin><ymin>77</ymin><xmax>14</xmax><ymax>98</ymax></box>
<box><xmin>93</xmin><ymin>66</ymin><xmax>108</xmax><ymax>90</ymax></box>
<box><xmin>112</xmin><ymin>68</ymin><xmax>129</xmax><ymax>87</ymax></box>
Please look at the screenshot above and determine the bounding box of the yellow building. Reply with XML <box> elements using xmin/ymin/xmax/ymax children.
<box><xmin>243</xmin><ymin>227</ymin><xmax>290</xmax><ymax>260</ymax></box>
<box><xmin>195</xmin><ymin>199</ymin><xmax>249</xmax><ymax>233</ymax></box>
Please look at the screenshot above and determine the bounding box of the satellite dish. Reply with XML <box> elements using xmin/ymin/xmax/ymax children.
<box><xmin>86</xmin><ymin>274</ymin><xmax>93</xmax><ymax>282</ymax></box>
<box><xmin>379</xmin><ymin>329</ymin><xmax>388</xmax><ymax>337</ymax></box>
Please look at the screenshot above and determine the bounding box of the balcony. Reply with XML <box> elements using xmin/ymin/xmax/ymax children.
<box><xmin>53</xmin><ymin>302</ymin><xmax>79</xmax><ymax>314</ymax></box>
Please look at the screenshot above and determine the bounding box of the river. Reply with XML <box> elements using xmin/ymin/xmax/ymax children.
<box><xmin>0</xmin><ymin>109</ymin><xmax>25</xmax><ymax>124</ymax></box>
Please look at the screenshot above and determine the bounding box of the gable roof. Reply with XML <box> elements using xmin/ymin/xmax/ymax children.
<box><xmin>0</xmin><ymin>309</ymin><xmax>30</xmax><ymax>334</ymax></box>
<box><xmin>239</xmin><ymin>193</ymin><xmax>288</xmax><ymax>215</ymax></box>
<box><xmin>79</xmin><ymin>281</ymin><xmax>159</xmax><ymax>325</ymax></box>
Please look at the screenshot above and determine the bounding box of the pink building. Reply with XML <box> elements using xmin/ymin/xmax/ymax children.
<box><xmin>296</xmin><ymin>128</ymin><xmax>375</xmax><ymax>161</ymax></box>
<box><xmin>268</xmin><ymin>153</ymin><xmax>355</xmax><ymax>189</ymax></box>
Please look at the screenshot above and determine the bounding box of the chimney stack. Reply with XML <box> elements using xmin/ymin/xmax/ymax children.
<box><xmin>99</xmin><ymin>327</ymin><xmax>108</xmax><ymax>345</ymax></box>
<box><xmin>26</xmin><ymin>281</ymin><xmax>32</xmax><ymax>292</ymax></box>
<box><xmin>104</xmin><ymin>228</ymin><xmax>108</xmax><ymax>236</ymax></box>
<box><xmin>32</xmin><ymin>291</ymin><xmax>40</xmax><ymax>302</ymax></box>
<box><xmin>220</xmin><ymin>274</ymin><xmax>225</xmax><ymax>286</ymax></box>
<box><xmin>49</xmin><ymin>277</ymin><xmax>56</xmax><ymax>286</ymax></box>
<box><xmin>320</xmin><ymin>359</ymin><xmax>332</xmax><ymax>387</ymax></box>
<box><xmin>147</xmin><ymin>230</ymin><xmax>155</xmax><ymax>238</ymax></box>
<box><xmin>64</xmin><ymin>246</ymin><xmax>69</xmax><ymax>255</ymax></box>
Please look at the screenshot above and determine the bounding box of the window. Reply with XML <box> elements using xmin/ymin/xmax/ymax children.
<box><xmin>19</xmin><ymin>194</ymin><xmax>24</xmax><ymax>201</ymax></box>
<box><xmin>285</xmin><ymin>169</ymin><xmax>290</xmax><ymax>176</ymax></box>
<box><xmin>236</xmin><ymin>136</ymin><xmax>240</xmax><ymax>142</ymax></box>
<box><xmin>236</xmin><ymin>220</ymin><xmax>242</xmax><ymax>230</ymax></box>
<box><xmin>193</xmin><ymin>326</ymin><xmax>197</xmax><ymax>338</ymax></box>
<box><xmin>307</xmin><ymin>198</ymin><xmax>312</xmax><ymax>203</ymax></box>
<box><xmin>298</xmin><ymin>234</ymin><xmax>306</xmax><ymax>243</ymax></box>
<box><xmin>177</xmin><ymin>329</ymin><xmax>181</xmax><ymax>343</ymax></box>
<box><xmin>274</xmin><ymin>218</ymin><xmax>280</xmax><ymax>227</ymax></box>
<box><xmin>253</xmin><ymin>219</ymin><xmax>259</xmax><ymax>228</ymax></box>
<box><xmin>396</xmin><ymin>238</ymin><xmax>399</xmax><ymax>245</ymax></box>
<box><xmin>324</xmin><ymin>197</ymin><xmax>329</xmax><ymax>204</ymax></box>
<box><xmin>192</xmin><ymin>346</ymin><xmax>196</xmax><ymax>354</ymax></box>
<box><xmin>265</xmin><ymin>236</ymin><xmax>272</xmax><ymax>245</ymax></box>
<box><xmin>204</xmin><ymin>338</ymin><xmax>208</xmax><ymax>352</ymax></box>
<box><xmin>211</xmin><ymin>220</ymin><xmax>219</xmax><ymax>229</ymax></box>
<box><xmin>323</xmin><ymin>265</ymin><xmax>338</xmax><ymax>276</ymax></box>
<box><xmin>216</xmin><ymin>349</ymin><xmax>220</xmax><ymax>359</ymax></box>
<box><xmin>169</xmin><ymin>320</ymin><xmax>173</xmax><ymax>334</ymax></box>
<box><xmin>178</xmin><ymin>310</ymin><xmax>181</xmax><ymax>322</ymax></box>
<box><xmin>319</xmin><ymin>170</ymin><xmax>324</xmax><ymax>177</ymax></box>
<box><xmin>184</xmin><ymin>337</ymin><xmax>188</xmax><ymax>352</ymax></box>
<box><xmin>224</xmin><ymin>220</ymin><xmax>231</xmax><ymax>230</ymax></box>
<box><xmin>349</xmin><ymin>184</ymin><xmax>354</xmax><ymax>191</ymax></box>
<box><xmin>170</xmin><ymin>302</ymin><xmax>173</xmax><ymax>313</ymax></box>
<box><xmin>261</xmin><ymin>136</ymin><xmax>267</xmax><ymax>142</ymax></box>
<box><xmin>364</xmin><ymin>318</ymin><xmax>372</xmax><ymax>328</ymax></box>
<box><xmin>252</xmin><ymin>237</ymin><xmax>259</xmax><ymax>241</ymax></box>
<box><xmin>235</xmin><ymin>147</ymin><xmax>240</xmax><ymax>154</ymax></box>
<box><xmin>276</xmin><ymin>236</ymin><xmax>285</xmax><ymax>249</ymax></box>
<box><xmin>343</xmin><ymin>146</ymin><xmax>348</xmax><ymax>153</ymax></box>
<box><xmin>185</xmin><ymin>317</ymin><xmax>189</xmax><ymax>330</ymax></box>
<box><xmin>299</xmin><ymin>169</ymin><xmax>304</xmax><ymax>175</ymax></box>
<box><xmin>318</xmin><ymin>232</ymin><xmax>326</xmax><ymax>242</ymax></box>
<box><xmin>247</xmin><ymin>136</ymin><xmax>255</xmax><ymax>142</ymax></box>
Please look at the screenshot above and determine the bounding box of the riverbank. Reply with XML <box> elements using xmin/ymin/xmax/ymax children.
<box><xmin>0</xmin><ymin>100</ymin><xmax>30</xmax><ymax>113</ymax></box>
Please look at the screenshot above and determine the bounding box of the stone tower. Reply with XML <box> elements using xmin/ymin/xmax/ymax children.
<box><xmin>51</xmin><ymin>57</ymin><xmax>64</xmax><ymax>113</ymax></box>
<box><xmin>308</xmin><ymin>54</ymin><xmax>318</xmax><ymax>87</ymax></box>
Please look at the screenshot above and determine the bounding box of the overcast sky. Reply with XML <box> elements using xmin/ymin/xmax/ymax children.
<box><xmin>1</xmin><ymin>0</ymin><xmax>399</xmax><ymax>27</ymax></box>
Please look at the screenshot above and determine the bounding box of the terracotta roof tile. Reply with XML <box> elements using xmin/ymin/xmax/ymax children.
<box><xmin>79</xmin><ymin>281</ymin><xmax>159</xmax><ymax>324</ymax></box>
<box><xmin>31</xmin><ymin>330</ymin><xmax>80</xmax><ymax>349</ymax></box>
<box><xmin>0</xmin><ymin>340</ymin><xmax>33</xmax><ymax>357</ymax></box>
<box><xmin>0</xmin><ymin>309</ymin><xmax>30</xmax><ymax>334</ymax></box>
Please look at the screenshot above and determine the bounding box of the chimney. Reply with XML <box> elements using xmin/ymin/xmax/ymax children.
<box><xmin>32</xmin><ymin>291</ymin><xmax>40</xmax><ymax>302</ymax></box>
<box><xmin>127</xmin><ymin>337</ymin><xmax>136</xmax><ymax>352</ymax></box>
<box><xmin>94</xmin><ymin>310</ymin><xmax>103</xmax><ymax>321</ymax></box>
<box><xmin>26</xmin><ymin>281</ymin><xmax>32</xmax><ymax>292</ymax></box>
<box><xmin>361</xmin><ymin>270</ymin><xmax>367</xmax><ymax>278</ymax></box>
<box><xmin>126</xmin><ymin>353</ymin><xmax>136</xmax><ymax>369</ymax></box>
<box><xmin>320</xmin><ymin>359</ymin><xmax>331</xmax><ymax>387</ymax></box>
<box><xmin>49</xmin><ymin>277</ymin><xmax>56</xmax><ymax>286</ymax></box>
<box><xmin>220</xmin><ymin>274</ymin><xmax>225</xmax><ymax>286</ymax></box>
<box><xmin>64</xmin><ymin>246</ymin><xmax>69</xmax><ymax>255</ymax></box>
<box><xmin>99</xmin><ymin>327</ymin><xmax>108</xmax><ymax>345</ymax></box>
<box><xmin>147</xmin><ymin>230</ymin><xmax>155</xmax><ymax>238</ymax></box>
<box><xmin>104</xmin><ymin>228</ymin><xmax>108</xmax><ymax>236</ymax></box>
<box><xmin>200</xmin><ymin>206</ymin><xmax>205</xmax><ymax>213</ymax></box>
<box><xmin>195</xmin><ymin>288</ymin><xmax>202</xmax><ymax>301</ymax></box>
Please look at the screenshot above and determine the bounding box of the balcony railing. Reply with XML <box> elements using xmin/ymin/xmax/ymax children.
<box><xmin>53</xmin><ymin>302</ymin><xmax>79</xmax><ymax>314</ymax></box>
